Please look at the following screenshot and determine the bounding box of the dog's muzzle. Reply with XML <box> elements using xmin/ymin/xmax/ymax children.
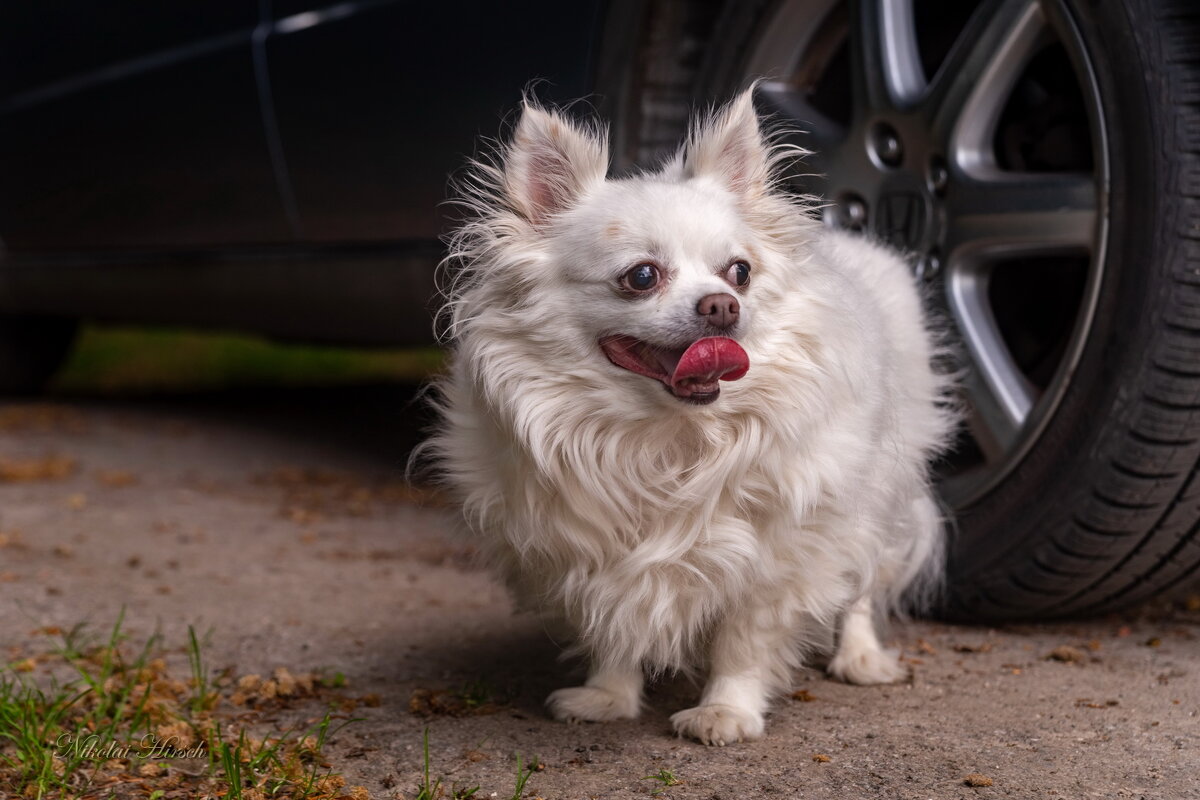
<box><xmin>599</xmin><ymin>335</ymin><xmax>749</xmax><ymax>404</ymax></box>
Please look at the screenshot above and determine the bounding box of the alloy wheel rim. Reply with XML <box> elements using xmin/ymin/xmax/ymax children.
<box><xmin>746</xmin><ymin>0</ymin><xmax>1110</xmax><ymax>508</ymax></box>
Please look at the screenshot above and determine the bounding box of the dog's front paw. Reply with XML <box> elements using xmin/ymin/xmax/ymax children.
<box><xmin>546</xmin><ymin>686</ymin><xmax>640</xmax><ymax>723</ymax></box>
<box><xmin>670</xmin><ymin>704</ymin><xmax>764</xmax><ymax>746</ymax></box>
<box><xmin>827</xmin><ymin>646</ymin><xmax>907</xmax><ymax>685</ymax></box>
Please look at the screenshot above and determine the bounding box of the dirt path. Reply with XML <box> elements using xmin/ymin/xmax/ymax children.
<box><xmin>1</xmin><ymin>390</ymin><xmax>1198</xmax><ymax>799</ymax></box>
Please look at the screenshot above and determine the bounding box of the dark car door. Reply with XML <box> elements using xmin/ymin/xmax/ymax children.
<box><xmin>0</xmin><ymin>2</ymin><xmax>610</xmax><ymax>348</ymax></box>
<box><xmin>0</xmin><ymin>3</ymin><xmax>290</xmax><ymax>251</ymax></box>
<box><xmin>264</xmin><ymin>0</ymin><xmax>606</xmax><ymax>243</ymax></box>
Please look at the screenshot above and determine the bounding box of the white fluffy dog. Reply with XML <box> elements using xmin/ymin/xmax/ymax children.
<box><xmin>426</xmin><ymin>90</ymin><xmax>956</xmax><ymax>745</ymax></box>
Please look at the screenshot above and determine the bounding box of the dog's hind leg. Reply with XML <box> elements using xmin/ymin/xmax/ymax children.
<box><xmin>827</xmin><ymin>596</ymin><xmax>907</xmax><ymax>685</ymax></box>
<box><xmin>546</xmin><ymin>661</ymin><xmax>643</xmax><ymax>722</ymax></box>
<box><xmin>829</xmin><ymin>490</ymin><xmax>940</xmax><ymax>685</ymax></box>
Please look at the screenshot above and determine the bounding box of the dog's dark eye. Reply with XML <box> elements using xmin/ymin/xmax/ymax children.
<box><xmin>725</xmin><ymin>261</ymin><xmax>751</xmax><ymax>287</ymax></box>
<box><xmin>623</xmin><ymin>263</ymin><xmax>660</xmax><ymax>292</ymax></box>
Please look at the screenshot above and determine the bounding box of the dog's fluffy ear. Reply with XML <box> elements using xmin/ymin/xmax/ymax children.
<box><xmin>682</xmin><ymin>89</ymin><xmax>770</xmax><ymax>200</ymax></box>
<box><xmin>504</xmin><ymin>103</ymin><xmax>608</xmax><ymax>226</ymax></box>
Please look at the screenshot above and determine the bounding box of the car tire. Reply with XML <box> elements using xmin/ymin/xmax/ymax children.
<box><xmin>617</xmin><ymin>0</ymin><xmax>1200</xmax><ymax>618</ymax></box>
<box><xmin>0</xmin><ymin>314</ymin><xmax>78</xmax><ymax>394</ymax></box>
<box><xmin>940</xmin><ymin>0</ymin><xmax>1200</xmax><ymax>619</ymax></box>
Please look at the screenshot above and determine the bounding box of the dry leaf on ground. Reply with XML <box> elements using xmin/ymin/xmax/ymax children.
<box><xmin>95</xmin><ymin>469</ymin><xmax>139</xmax><ymax>487</ymax></box>
<box><xmin>1045</xmin><ymin>645</ymin><xmax>1086</xmax><ymax>664</ymax></box>
<box><xmin>0</xmin><ymin>455</ymin><xmax>76</xmax><ymax>482</ymax></box>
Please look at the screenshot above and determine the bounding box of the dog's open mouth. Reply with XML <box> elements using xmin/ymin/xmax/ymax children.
<box><xmin>599</xmin><ymin>335</ymin><xmax>749</xmax><ymax>404</ymax></box>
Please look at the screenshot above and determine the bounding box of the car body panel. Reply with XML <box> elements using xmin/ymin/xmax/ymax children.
<box><xmin>0</xmin><ymin>1</ymin><xmax>606</xmax><ymax>253</ymax></box>
<box><xmin>266</xmin><ymin>0</ymin><xmax>606</xmax><ymax>242</ymax></box>
<box><xmin>0</xmin><ymin>4</ymin><xmax>287</xmax><ymax>250</ymax></box>
<box><xmin>0</xmin><ymin>1</ymin><xmax>610</xmax><ymax>343</ymax></box>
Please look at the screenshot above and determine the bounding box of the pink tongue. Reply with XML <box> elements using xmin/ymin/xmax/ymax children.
<box><xmin>670</xmin><ymin>337</ymin><xmax>749</xmax><ymax>390</ymax></box>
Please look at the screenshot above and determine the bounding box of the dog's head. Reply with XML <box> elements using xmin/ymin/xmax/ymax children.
<box><xmin>451</xmin><ymin>90</ymin><xmax>811</xmax><ymax>408</ymax></box>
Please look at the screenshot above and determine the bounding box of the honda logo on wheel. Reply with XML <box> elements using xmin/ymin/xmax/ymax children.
<box><xmin>875</xmin><ymin>191</ymin><xmax>928</xmax><ymax>250</ymax></box>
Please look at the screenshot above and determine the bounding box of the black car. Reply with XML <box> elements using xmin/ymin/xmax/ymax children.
<box><xmin>2</xmin><ymin>0</ymin><xmax>1197</xmax><ymax>621</ymax></box>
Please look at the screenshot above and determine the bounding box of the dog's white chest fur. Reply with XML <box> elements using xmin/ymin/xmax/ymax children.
<box><xmin>428</xmin><ymin>90</ymin><xmax>956</xmax><ymax>744</ymax></box>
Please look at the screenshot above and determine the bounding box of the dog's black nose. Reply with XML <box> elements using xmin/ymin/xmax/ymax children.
<box><xmin>696</xmin><ymin>293</ymin><xmax>740</xmax><ymax>329</ymax></box>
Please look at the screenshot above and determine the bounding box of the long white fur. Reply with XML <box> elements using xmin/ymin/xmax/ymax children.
<box><xmin>426</xmin><ymin>89</ymin><xmax>957</xmax><ymax>745</ymax></box>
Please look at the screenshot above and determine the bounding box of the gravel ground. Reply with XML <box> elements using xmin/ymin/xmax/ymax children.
<box><xmin>1</xmin><ymin>388</ymin><xmax>1198</xmax><ymax>799</ymax></box>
